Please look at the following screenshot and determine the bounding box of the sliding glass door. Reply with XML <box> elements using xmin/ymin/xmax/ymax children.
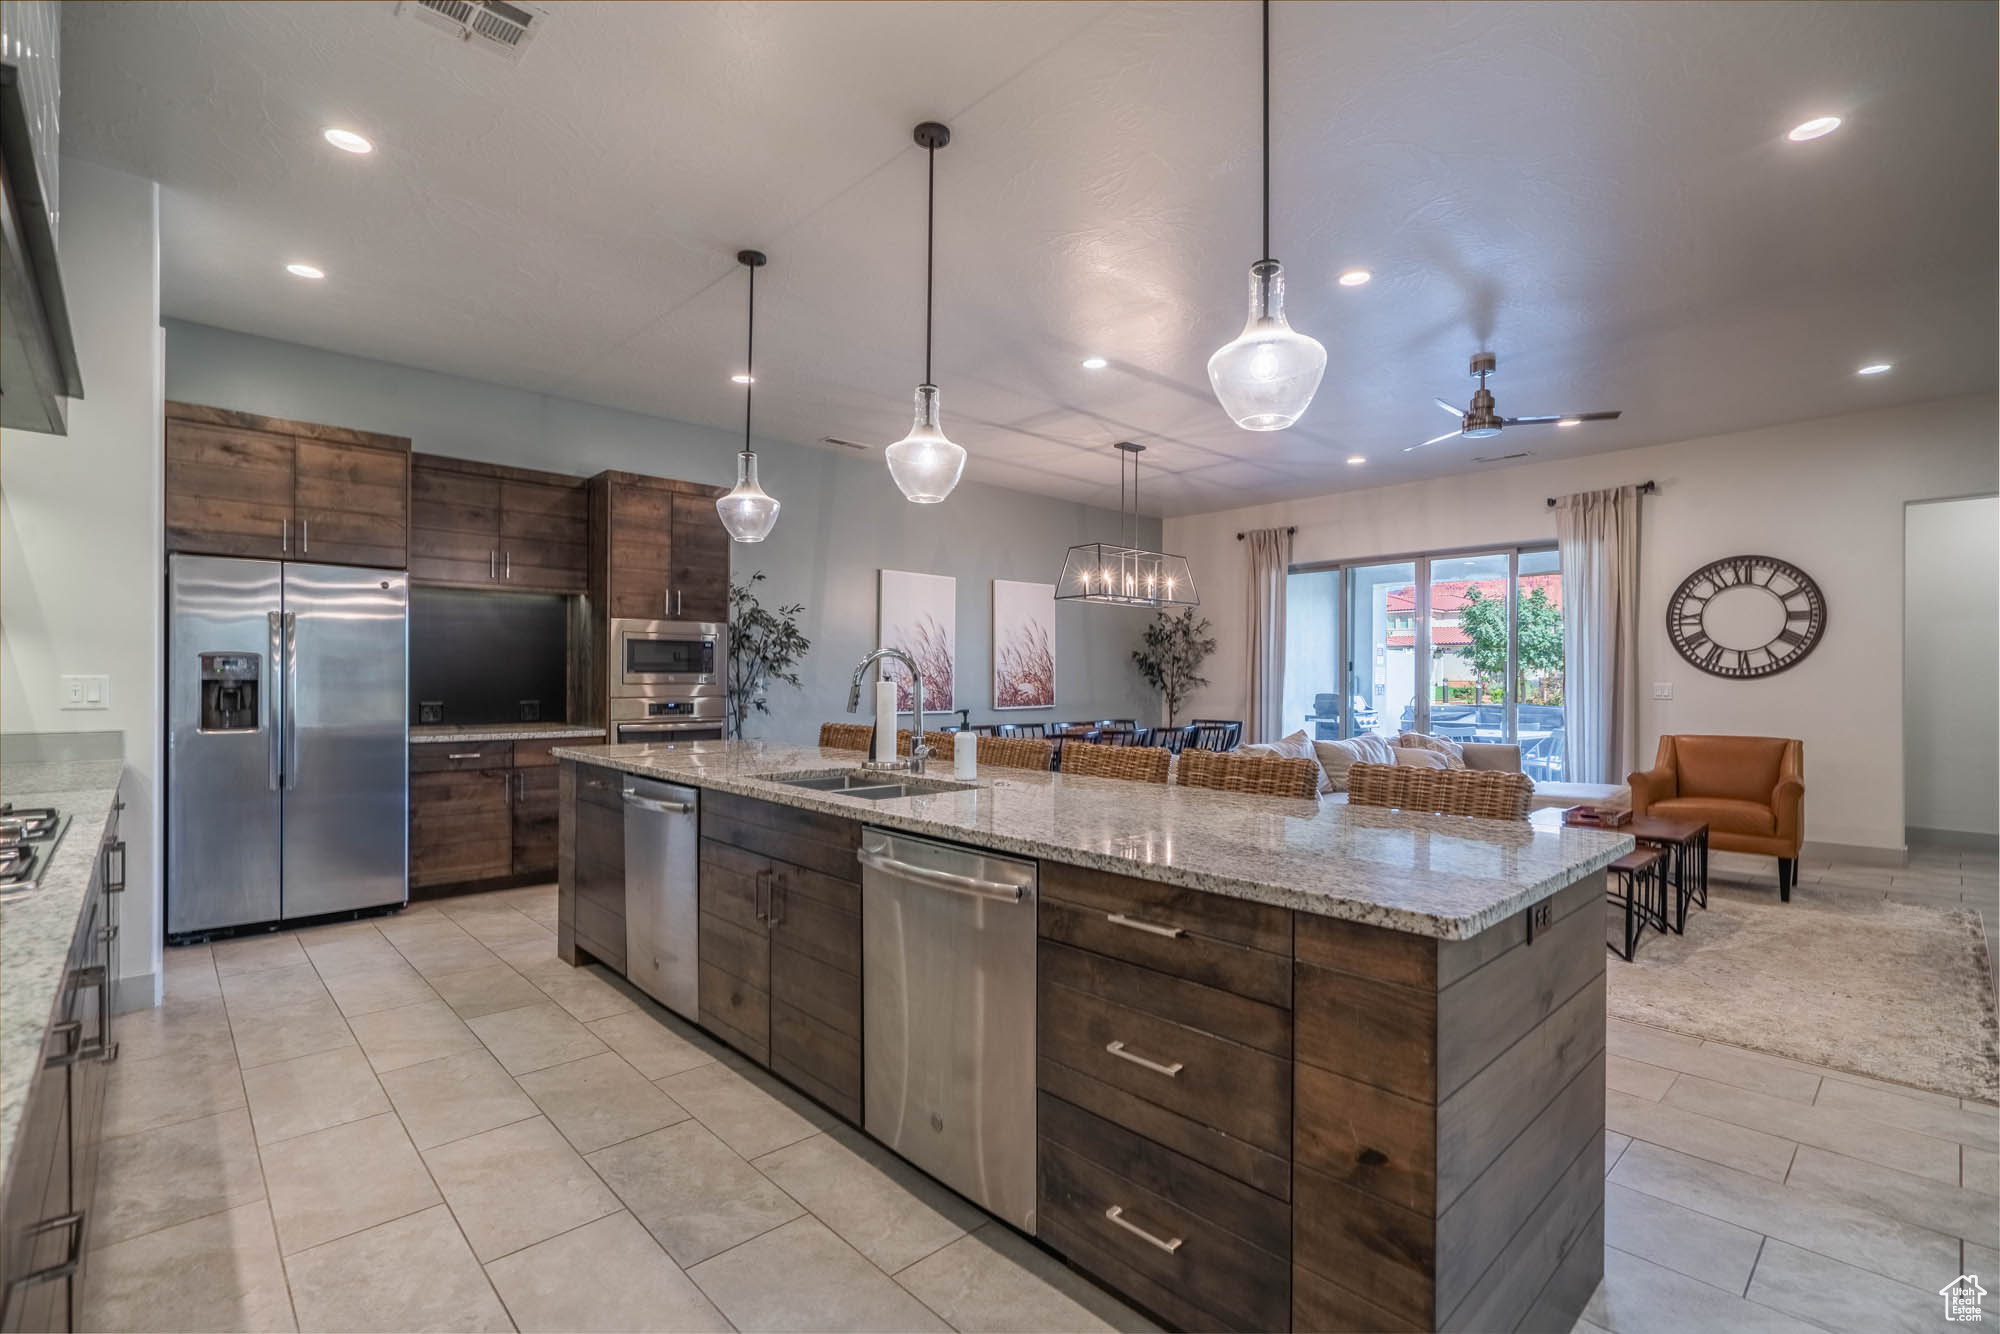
<box><xmin>1285</xmin><ymin>546</ymin><xmax>1561</xmax><ymax>757</ymax></box>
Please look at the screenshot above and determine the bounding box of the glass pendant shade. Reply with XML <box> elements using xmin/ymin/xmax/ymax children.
<box><xmin>1207</xmin><ymin>259</ymin><xmax>1326</xmax><ymax>431</ymax></box>
<box><xmin>1056</xmin><ymin>544</ymin><xmax>1198</xmax><ymax>607</ymax></box>
<box><xmin>716</xmin><ymin>450</ymin><xmax>779</xmax><ymax>542</ymax></box>
<box><xmin>884</xmin><ymin>383</ymin><xmax>966</xmax><ymax>504</ymax></box>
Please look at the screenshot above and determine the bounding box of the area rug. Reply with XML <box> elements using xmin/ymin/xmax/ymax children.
<box><xmin>1606</xmin><ymin>886</ymin><xmax>2000</xmax><ymax>1102</ymax></box>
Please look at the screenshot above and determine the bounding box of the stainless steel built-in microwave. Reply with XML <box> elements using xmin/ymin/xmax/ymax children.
<box><xmin>611</xmin><ymin>619</ymin><xmax>721</xmax><ymax>692</ymax></box>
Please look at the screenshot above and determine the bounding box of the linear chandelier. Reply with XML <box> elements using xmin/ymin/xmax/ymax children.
<box><xmin>1056</xmin><ymin>442</ymin><xmax>1198</xmax><ymax>607</ymax></box>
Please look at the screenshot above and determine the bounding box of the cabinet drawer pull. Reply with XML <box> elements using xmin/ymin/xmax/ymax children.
<box><xmin>754</xmin><ymin>868</ymin><xmax>771</xmax><ymax>923</ymax></box>
<box><xmin>1105</xmin><ymin>1040</ymin><xmax>1182</xmax><ymax>1077</ymax></box>
<box><xmin>1106</xmin><ymin>912</ymin><xmax>1183</xmax><ymax>939</ymax></box>
<box><xmin>447</xmin><ymin>752</ymin><xmax>484</xmax><ymax>761</ymax></box>
<box><xmin>1103</xmin><ymin>1205</ymin><xmax>1182</xmax><ymax>1254</ymax></box>
<box><xmin>0</xmin><ymin>1210</ymin><xmax>85</xmax><ymax>1316</ymax></box>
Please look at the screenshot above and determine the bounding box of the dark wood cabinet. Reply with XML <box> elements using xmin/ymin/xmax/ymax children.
<box><xmin>510</xmin><ymin>741</ymin><xmax>563</xmax><ymax>877</ymax></box>
<box><xmin>669</xmin><ymin>492</ymin><xmax>731</xmax><ymax>623</ymax></box>
<box><xmin>591</xmin><ymin>472</ymin><xmax>732</xmax><ymax>622</ymax></box>
<box><xmin>409</xmin><ymin>739</ymin><xmax>568</xmax><ymax>893</ymax></box>
<box><xmin>569</xmin><ymin>765</ymin><xmax>626</xmax><ymax>971</ymax></box>
<box><xmin>409</xmin><ymin>456</ymin><xmax>588</xmax><ymax>593</ymax></box>
<box><xmin>165</xmin><ymin>403</ymin><xmax>409</xmax><ymax>568</ymax></box>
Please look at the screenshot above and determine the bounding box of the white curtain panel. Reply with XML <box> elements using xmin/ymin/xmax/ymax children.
<box><xmin>1244</xmin><ymin>527</ymin><xmax>1293</xmax><ymax>744</ymax></box>
<box><xmin>1555</xmin><ymin>486</ymin><xmax>1640</xmax><ymax>784</ymax></box>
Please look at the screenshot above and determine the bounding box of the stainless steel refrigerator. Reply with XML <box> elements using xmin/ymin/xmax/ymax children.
<box><xmin>167</xmin><ymin>554</ymin><xmax>409</xmax><ymax>937</ymax></box>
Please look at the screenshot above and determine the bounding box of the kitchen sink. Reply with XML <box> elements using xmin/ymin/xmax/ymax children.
<box><xmin>756</xmin><ymin>769</ymin><xmax>979</xmax><ymax>801</ymax></box>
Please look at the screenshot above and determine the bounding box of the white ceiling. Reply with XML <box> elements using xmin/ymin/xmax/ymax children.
<box><xmin>62</xmin><ymin>1</ymin><xmax>1997</xmax><ymax>515</ymax></box>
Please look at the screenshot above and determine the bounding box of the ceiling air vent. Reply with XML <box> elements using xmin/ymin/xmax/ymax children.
<box><xmin>820</xmin><ymin>436</ymin><xmax>871</xmax><ymax>452</ymax></box>
<box><xmin>1471</xmin><ymin>451</ymin><xmax>1532</xmax><ymax>463</ymax></box>
<box><xmin>398</xmin><ymin>0</ymin><xmax>545</xmax><ymax>59</ymax></box>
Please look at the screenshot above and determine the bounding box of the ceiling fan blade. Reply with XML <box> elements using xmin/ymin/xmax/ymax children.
<box><xmin>1433</xmin><ymin>397</ymin><xmax>1466</xmax><ymax>418</ymax></box>
<box><xmin>1404</xmin><ymin>429</ymin><xmax>1465</xmax><ymax>453</ymax></box>
<box><xmin>1503</xmin><ymin>410</ymin><xmax>1623</xmax><ymax>426</ymax></box>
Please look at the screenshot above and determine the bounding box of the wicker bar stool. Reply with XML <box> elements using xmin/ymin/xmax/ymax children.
<box><xmin>1060</xmin><ymin>742</ymin><xmax>1170</xmax><ymax>784</ymax></box>
<box><xmin>1345</xmin><ymin>764</ymin><xmax>1534</xmax><ymax>820</ymax></box>
<box><xmin>1174</xmin><ymin>749</ymin><xmax>1320</xmax><ymax>799</ymax></box>
<box><xmin>818</xmin><ymin>722</ymin><xmax>876</xmax><ymax>751</ymax></box>
<box><xmin>1606</xmin><ymin>847</ymin><xmax>1669</xmax><ymax>960</ymax></box>
<box><xmin>971</xmin><ymin>734</ymin><xmax>1055</xmax><ymax>771</ymax></box>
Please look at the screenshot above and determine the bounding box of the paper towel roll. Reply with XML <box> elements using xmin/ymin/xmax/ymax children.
<box><xmin>874</xmin><ymin>679</ymin><xmax>898</xmax><ymax>762</ymax></box>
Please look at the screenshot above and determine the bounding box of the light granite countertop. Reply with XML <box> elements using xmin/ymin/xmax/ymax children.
<box><xmin>0</xmin><ymin>762</ymin><xmax>123</xmax><ymax>1173</ymax></box>
<box><xmin>411</xmin><ymin>723</ymin><xmax>604</xmax><ymax>743</ymax></box>
<box><xmin>549</xmin><ymin>740</ymin><xmax>1632</xmax><ymax>940</ymax></box>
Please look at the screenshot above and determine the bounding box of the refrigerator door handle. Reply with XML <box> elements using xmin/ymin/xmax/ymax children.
<box><xmin>267</xmin><ymin>610</ymin><xmax>284</xmax><ymax>790</ymax></box>
<box><xmin>283</xmin><ymin>611</ymin><xmax>299</xmax><ymax>790</ymax></box>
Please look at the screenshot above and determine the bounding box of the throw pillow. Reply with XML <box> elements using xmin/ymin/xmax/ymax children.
<box><xmin>1312</xmin><ymin>735</ymin><xmax>1401</xmax><ymax>791</ymax></box>
<box><xmin>1390</xmin><ymin>746</ymin><xmax>1451</xmax><ymax>769</ymax></box>
<box><xmin>1398</xmin><ymin>731</ymin><xmax>1467</xmax><ymax>768</ymax></box>
<box><xmin>1244</xmin><ymin>729</ymin><xmax>1331</xmax><ymax>793</ymax></box>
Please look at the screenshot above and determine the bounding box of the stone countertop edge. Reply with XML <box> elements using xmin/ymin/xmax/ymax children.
<box><xmin>549</xmin><ymin>742</ymin><xmax>1633</xmax><ymax>941</ymax></box>
<box><xmin>0</xmin><ymin>777</ymin><xmax>120</xmax><ymax>1175</ymax></box>
<box><xmin>410</xmin><ymin>724</ymin><xmax>606</xmax><ymax>743</ymax></box>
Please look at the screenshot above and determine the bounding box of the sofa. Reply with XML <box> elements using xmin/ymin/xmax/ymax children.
<box><xmin>1629</xmin><ymin>734</ymin><xmax>1804</xmax><ymax>900</ymax></box>
<box><xmin>1297</xmin><ymin>731</ymin><xmax>1629</xmax><ymax>812</ymax></box>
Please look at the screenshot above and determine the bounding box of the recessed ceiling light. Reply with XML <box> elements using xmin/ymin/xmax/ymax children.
<box><xmin>1346</xmin><ymin>455</ymin><xmax>1365</xmax><ymax>465</ymax></box>
<box><xmin>1856</xmin><ymin>362</ymin><xmax>1892</xmax><ymax>376</ymax></box>
<box><xmin>1556</xmin><ymin>417</ymin><xmax>1582</xmax><ymax>427</ymax></box>
<box><xmin>731</xmin><ymin>373</ymin><xmax>754</xmax><ymax>384</ymax></box>
<box><xmin>1080</xmin><ymin>356</ymin><xmax>1108</xmax><ymax>370</ymax></box>
<box><xmin>1786</xmin><ymin>116</ymin><xmax>1841</xmax><ymax>142</ymax></box>
<box><xmin>285</xmin><ymin>262</ymin><xmax>325</xmax><ymax>280</ymax></box>
<box><xmin>1337</xmin><ymin>269</ymin><xmax>1371</xmax><ymax>287</ymax></box>
<box><xmin>321</xmin><ymin>127</ymin><xmax>373</xmax><ymax>154</ymax></box>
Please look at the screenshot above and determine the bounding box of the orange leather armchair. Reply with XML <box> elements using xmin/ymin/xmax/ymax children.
<box><xmin>1629</xmin><ymin>735</ymin><xmax>1804</xmax><ymax>900</ymax></box>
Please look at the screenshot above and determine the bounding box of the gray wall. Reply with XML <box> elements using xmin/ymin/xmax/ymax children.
<box><xmin>164</xmin><ymin>320</ymin><xmax>1167</xmax><ymax>742</ymax></box>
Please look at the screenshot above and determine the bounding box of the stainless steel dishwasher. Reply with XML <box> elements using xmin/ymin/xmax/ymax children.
<box><xmin>623</xmin><ymin>775</ymin><xmax>699</xmax><ymax>1020</ymax></box>
<box><xmin>860</xmin><ymin>826</ymin><xmax>1038</xmax><ymax>1234</ymax></box>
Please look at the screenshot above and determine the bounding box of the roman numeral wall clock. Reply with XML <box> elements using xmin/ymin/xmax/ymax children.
<box><xmin>1666</xmin><ymin>554</ymin><xmax>1826</xmax><ymax>678</ymax></box>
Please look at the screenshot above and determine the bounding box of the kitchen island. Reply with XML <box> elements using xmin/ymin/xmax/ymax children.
<box><xmin>552</xmin><ymin>739</ymin><xmax>1630</xmax><ymax>1334</ymax></box>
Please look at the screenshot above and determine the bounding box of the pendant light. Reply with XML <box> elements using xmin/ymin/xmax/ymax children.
<box><xmin>884</xmin><ymin>121</ymin><xmax>968</xmax><ymax>504</ymax></box>
<box><xmin>1206</xmin><ymin>0</ymin><xmax>1326</xmax><ymax>432</ymax></box>
<box><xmin>716</xmin><ymin>249</ymin><xmax>780</xmax><ymax>543</ymax></box>
<box><xmin>1056</xmin><ymin>443</ymin><xmax>1199</xmax><ymax>607</ymax></box>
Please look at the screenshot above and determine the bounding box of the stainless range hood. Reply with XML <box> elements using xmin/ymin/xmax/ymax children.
<box><xmin>0</xmin><ymin>57</ymin><xmax>83</xmax><ymax>435</ymax></box>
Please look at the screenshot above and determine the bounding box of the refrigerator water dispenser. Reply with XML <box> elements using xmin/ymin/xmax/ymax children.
<box><xmin>198</xmin><ymin>652</ymin><xmax>261</xmax><ymax>732</ymax></box>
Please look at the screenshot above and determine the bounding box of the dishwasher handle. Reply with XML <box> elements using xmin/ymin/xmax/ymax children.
<box><xmin>857</xmin><ymin>846</ymin><xmax>1024</xmax><ymax>902</ymax></box>
<box><xmin>623</xmin><ymin>792</ymin><xmax>694</xmax><ymax>815</ymax></box>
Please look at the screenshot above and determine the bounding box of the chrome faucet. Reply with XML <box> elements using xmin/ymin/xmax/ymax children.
<box><xmin>847</xmin><ymin>648</ymin><xmax>931</xmax><ymax>774</ymax></box>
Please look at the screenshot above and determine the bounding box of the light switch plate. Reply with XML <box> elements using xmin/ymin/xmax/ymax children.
<box><xmin>1652</xmin><ymin>681</ymin><xmax>1673</xmax><ymax>700</ymax></box>
<box><xmin>60</xmin><ymin>675</ymin><xmax>111</xmax><ymax>710</ymax></box>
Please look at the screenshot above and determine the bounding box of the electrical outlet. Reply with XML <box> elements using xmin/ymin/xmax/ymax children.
<box><xmin>60</xmin><ymin>675</ymin><xmax>111</xmax><ymax>710</ymax></box>
<box><xmin>1652</xmin><ymin>682</ymin><xmax>1674</xmax><ymax>700</ymax></box>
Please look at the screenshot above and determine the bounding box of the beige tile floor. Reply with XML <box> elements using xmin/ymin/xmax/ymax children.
<box><xmin>82</xmin><ymin>885</ymin><xmax>1153</xmax><ymax>1334</ymax></box>
<box><xmin>83</xmin><ymin>846</ymin><xmax>1998</xmax><ymax>1334</ymax></box>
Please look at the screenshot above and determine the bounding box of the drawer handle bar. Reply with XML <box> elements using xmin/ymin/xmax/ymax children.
<box><xmin>1106</xmin><ymin>912</ymin><xmax>1183</xmax><ymax>939</ymax></box>
<box><xmin>623</xmin><ymin>793</ymin><xmax>693</xmax><ymax>815</ymax></box>
<box><xmin>857</xmin><ymin>848</ymin><xmax>1024</xmax><ymax>902</ymax></box>
<box><xmin>1105</xmin><ymin>1040</ymin><xmax>1183</xmax><ymax>1078</ymax></box>
<box><xmin>446</xmin><ymin>752</ymin><xmax>485</xmax><ymax>760</ymax></box>
<box><xmin>1104</xmin><ymin>1205</ymin><xmax>1182</xmax><ymax>1254</ymax></box>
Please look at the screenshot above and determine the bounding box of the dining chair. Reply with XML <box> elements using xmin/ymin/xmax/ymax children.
<box><xmin>1188</xmin><ymin>719</ymin><xmax>1244</xmax><ymax>751</ymax></box>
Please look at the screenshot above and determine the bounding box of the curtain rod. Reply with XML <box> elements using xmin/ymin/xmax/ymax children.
<box><xmin>1546</xmin><ymin>480</ymin><xmax>1656</xmax><ymax>508</ymax></box>
<box><xmin>1236</xmin><ymin>525</ymin><xmax>1298</xmax><ymax>540</ymax></box>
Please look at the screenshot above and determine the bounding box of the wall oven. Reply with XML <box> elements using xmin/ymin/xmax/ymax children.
<box><xmin>612</xmin><ymin>619</ymin><xmax>721</xmax><ymax>692</ymax></box>
<box><xmin>610</xmin><ymin>695</ymin><xmax>725</xmax><ymax>745</ymax></box>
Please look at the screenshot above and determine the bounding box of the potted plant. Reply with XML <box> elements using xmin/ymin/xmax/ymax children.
<box><xmin>1132</xmin><ymin>607</ymin><xmax>1215</xmax><ymax>727</ymax></box>
<box><xmin>725</xmin><ymin>571</ymin><xmax>810</xmax><ymax>740</ymax></box>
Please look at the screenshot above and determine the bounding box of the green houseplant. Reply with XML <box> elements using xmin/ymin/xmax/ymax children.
<box><xmin>1132</xmin><ymin>607</ymin><xmax>1216</xmax><ymax>727</ymax></box>
<box><xmin>725</xmin><ymin>572</ymin><xmax>810</xmax><ymax>739</ymax></box>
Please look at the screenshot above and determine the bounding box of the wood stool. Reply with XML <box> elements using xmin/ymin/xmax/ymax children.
<box><xmin>1607</xmin><ymin>846</ymin><xmax>1669</xmax><ymax>960</ymax></box>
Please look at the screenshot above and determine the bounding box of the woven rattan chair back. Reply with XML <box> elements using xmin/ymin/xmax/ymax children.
<box><xmin>1174</xmin><ymin>748</ymin><xmax>1319</xmax><ymax>799</ymax></box>
<box><xmin>1345</xmin><ymin>763</ymin><xmax>1534</xmax><ymax>821</ymax></box>
<box><xmin>819</xmin><ymin>722</ymin><xmax>875</xmax><ymax>752</ymax></box>
<box><xmin>1060</xmin><ymin>742</ymin><xmax>1170</xmax><ymax>784</ymax></box>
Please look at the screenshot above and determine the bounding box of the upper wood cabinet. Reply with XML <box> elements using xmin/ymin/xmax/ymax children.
<box><xmin>408</xmin><ymin>454</ymin><xmax>588</xmax><ymax>592</ymax></box>
<box><xmin>165</xmin><ymin>402</ymin><xmax>410</xmax><ymax>567</ymax></box>
<box><xmin>592</xmin><ymin>471</ymin><xmax>731</xmax><ymax>622</ymax></box>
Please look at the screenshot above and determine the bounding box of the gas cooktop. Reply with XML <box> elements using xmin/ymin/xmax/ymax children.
<box><xmin>0</xmin><ymin>803</ymin><xmax>73</xmax><ymax>898</ymax></box>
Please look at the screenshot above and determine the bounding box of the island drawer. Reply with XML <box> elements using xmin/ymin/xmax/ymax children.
<box><xmin>512</xmin><ymin>738</ymin><xmax>568</xmax><ymax>767</ymax></box>
<box><xmin>411</xmin><ymin>740</ymin><xmax>513</xmax><ymax>773</ymax></box>
<box><xmin>1039</xmin><ymin>959</ymin><xmax>1290</xmax><ymax>1161</ymax></box>
<box><xmin>1038</xmin><ymin>861</ymin><xmax>1291</xmax><ymax>1008</ymax></box>
<box><xmin>1038</xmin><ymin>1092</ymin><xmax>1290</xmax><ymax>1334</ymax></box>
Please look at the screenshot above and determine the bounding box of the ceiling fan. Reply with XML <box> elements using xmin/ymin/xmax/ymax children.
<box><xmin>1406</xmin><ymin>352</ymin><xmax>1621</xmax><ymax>451</ymax></box>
